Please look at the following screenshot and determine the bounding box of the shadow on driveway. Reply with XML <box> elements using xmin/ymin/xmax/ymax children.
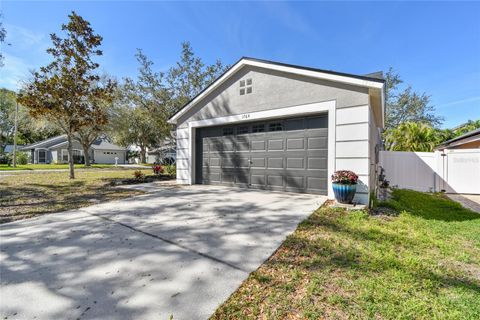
<box><xmin>0</xmin><ymin>185</ymin><xmax>325</xmax><ymax>320</ymax></box>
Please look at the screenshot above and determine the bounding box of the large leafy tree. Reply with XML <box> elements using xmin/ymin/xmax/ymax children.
<box><xmin>384</xmin><ymin>122</ymin><xmax>443</xmax><ymax>152</ymax></box>
<box><xmin>0</xmin><ymin>15</ymin><xmax>6</xmax><ymax>67</ymax></box>
<box><xmin>0</xmin><ymin>88</ymin><xmax>60</xmax><ymax>146</ymax></box>
<box><xmin>17</xmin><ymin>12</ymin><xmax>115</xmax><ymax>178</ymax></box>
<box><xmin>111</xmin><ymin>43</ymin><xmax>227</xmax><ymax>163</ymax></box>
<box><xmin>74</xmin><ymin>75</ymin><xmax>116</xmax><ymax>166</ymax></box>
<box><xmin>110</xmin><ymin>50</ymin><xmax>171</xmax><ymax>163</ymax></box>
<box><xmin>167</xmin><ymin>41</ymin><xmax>227</xmax><ymax>115</ymax></box>
<box><xmin>0</xmin><ymin>88</ymin><xmax>16</xmax><ymax>145</ymax></box>
<box><xmin>385</xmin><ymin>68</ymin><xmax>443</xmax><ymax>130</ymax></box>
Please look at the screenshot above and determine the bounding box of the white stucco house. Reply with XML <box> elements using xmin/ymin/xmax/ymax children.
<box><xmin>21</xmin><ymin>135</ymin><xmax>127</xmax><ymax>164</ymax></box>
<box><xmin>168</xmin><ymin>58</ymin><xmax>386</xmax><ymax>204</ymax></box>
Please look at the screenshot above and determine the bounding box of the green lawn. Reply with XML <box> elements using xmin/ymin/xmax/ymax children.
<box><xmin>212</xmin><ymin>189</ymin><xmax>480</xmax><ymax>319</ymax></box>
<box><xmin>0</xmin><ymin>163</ymin><xmax>119</xmax><ymax>171</ymax></box>
<box><xmin>0</xmin><ymin>169</ymin><xmax>155</xmax><ymax>223</ymax></box>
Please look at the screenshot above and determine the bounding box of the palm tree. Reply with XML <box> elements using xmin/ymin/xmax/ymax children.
<box><xmin>384</xmin><ymin>122</ymin><xmax>440</xmax><ymax>152</ymax></box>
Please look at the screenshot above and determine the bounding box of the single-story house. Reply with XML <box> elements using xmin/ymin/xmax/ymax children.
<box><xmin>146</xmin><ymin>139</ymin><xmax>177</xmax><ymax>164</ymax></box>
<box><xmin>20</xmin><ymin>135</ymin><xmax>127</xmax><ymax>164</ymax></box>
<box><xmin>168</xmin><ymin>57</ymin><xmax>386</xmax><ymax>204</ymax></box>
<box><xmin>436</xmin><ymin>128</ymin><xmax>480</xmax><ymax>150</ymax></box>
<box><xmin>2</xmin><ymin>144</ymin><xmax>25</xmax><ymax>154</ymax></box>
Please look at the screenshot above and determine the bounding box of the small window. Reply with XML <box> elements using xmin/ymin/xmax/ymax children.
<box><xmin>223</xmin><ymin>127</ymin><xmax>234</xmax><ymax>136</ymax></box>
<box><xmin>252</xmin><ymin>124</ymin><xmax>265</xmax><ymax>133</ymax></box>
<box><xmin>269</xmin><ymin>122</ymin><xmax>283</xmax><ymax>132</ymax></box>
<box><xmin>237</xmin><ymin>126</ymin><xmax>249</xmax><ymax>134</ymax></box>
<box><xmin>239</xmin><ymin>78</ymin><xmax>253</xmax><ymax>95</ymax></box>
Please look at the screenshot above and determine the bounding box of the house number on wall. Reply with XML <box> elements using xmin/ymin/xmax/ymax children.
<box><xmin>242</xmin><ymin>113</ymin><xmax>251</xmax><ymax>119</ymax></box>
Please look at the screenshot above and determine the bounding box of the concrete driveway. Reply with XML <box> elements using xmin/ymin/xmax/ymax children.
<box><xmin>0</xmin><ymin>184</ymin><xmax>326</xmax><ymax>320</ymax></box>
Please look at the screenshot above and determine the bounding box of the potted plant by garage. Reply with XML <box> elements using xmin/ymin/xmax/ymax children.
<box><xmin>332</xmin><ymin>170</ymin><xmax>358</xmax><ymax>204</ymax></box>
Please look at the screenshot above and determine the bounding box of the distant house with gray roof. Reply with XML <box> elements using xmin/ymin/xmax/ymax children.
<box><xmin>20</xmin><ymin>135</ymin><xmax>126</xmax><ymax>164</ymax></box>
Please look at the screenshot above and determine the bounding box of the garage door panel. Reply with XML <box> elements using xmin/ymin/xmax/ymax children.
<box><xmin>307</xmin><ymin>116</ymin><xmax>328</xmax><ymax>128</ymax></box>
<box><xmin>307</xmin><ymin>137</ymin><xmax>328</xmax><ymax>149</ymax></box>
<box><xmin>196</xmin><ymin>114</ymin><xmax>328</xmax><ymax>195</ymax></box>
<box><xmin>284</xmin><ymin>118</ymin><xmax>305</xmax><ymax>131</ymax></box>
<box><xmin>251</xmin><ymin>140</ymin><xmax>266</xmax><ymax>151</ymax></box>
<box><xmin>267</xmin><ymin>158</ymin><xmax>283</xmax><ymax>168</ymax></box>
<box><xmin>251</xmin><ymin>158</ymin><xmax>266</xmax><ymax>168</ymax></box>
<box><xmin>286</xmin><ymin>158</ymin><xmax>304</xmax><ymax>169</ymax></box>
<box><xmin>307</xmin><ymin>177</ymin><xmax>328</xmax><ymax>191</ymax></box>
<box><xmin>251</xmin><ymin>174</ymin><xmax>266</xmax><ymax>186</ymax></box>
<box><xmin>268</xmin><ymin>140</ymin><xmax>284</xmax><ymax>150</ymax></box>
<box><xmin>287</xmin><ymin>138</ymin><xmax>305</xmax><ymax>150</ymax></box>
<box><xmin>308</xmin><ymin>157</ymin><xmax>328</xmax><ymax>169</ymax></box>
<box><xmin>267</xmin><ymin>175</ymin><xmax>284</xmax><ymax>187</ymax></box>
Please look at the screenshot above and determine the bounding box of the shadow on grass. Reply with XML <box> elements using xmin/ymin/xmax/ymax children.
<box><xmin>264</xmin><ymin>208</ymin><xmax>480</xmax><ymax>310</ymax></box>
<box><xmin>380</xmin><ymin>189</ymin><xmax>480</xmax><ymax>222</ymax></box>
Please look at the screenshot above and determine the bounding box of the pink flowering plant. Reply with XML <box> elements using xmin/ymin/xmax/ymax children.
<box><xmin>331</xmin><ymin>170</ymin><xmax>358</xmax><ymax>185</ymax></box>
<box><xmin>152</xmin><ymin>165</ymin><xmax>163</xmax><ymax>175</ymax></box>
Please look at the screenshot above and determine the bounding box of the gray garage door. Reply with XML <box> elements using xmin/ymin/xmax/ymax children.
<box><xmin>195</xmin><ymin>115</ymin><xmax>328</xmax><ymax>194</ymax></box>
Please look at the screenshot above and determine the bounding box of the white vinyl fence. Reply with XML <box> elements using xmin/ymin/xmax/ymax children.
<box><xmin>379</xmin><ymin>149</ymin><xmax>480</xmax><ymax>194</ymax></box>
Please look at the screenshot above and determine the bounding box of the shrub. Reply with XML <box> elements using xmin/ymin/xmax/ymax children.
<box><xmin>331</xmin><ymin>170</ymin><xmax>358</xmax><ymax>184</ymax></box>
<box><xmin>133</xmin><ymin>170</ymin><xmax>145</xmax><ymax>180</ymax></box>
<box><xmin>163</xmin><ymin>164</ymin><xmax>176</xmax><ymax>177</ymax></box>
<box><xmin>16</xmin><ymin>152</ymin><xmax>29</xmax><ymax>165</ymax></box>
<box><xmin>0</xmin><ymin>152</ymin><xmax>11</xmax><ymax>165</ymax></box>
<box><xmin>152</xmin><ymin>164</ymin><xmax>163</xmax><ymax>174</ymax></box>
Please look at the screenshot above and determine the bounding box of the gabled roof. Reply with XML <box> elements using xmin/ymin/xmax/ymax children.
<box><xmin>168</xmin><ymin>57</ymin><xmax>385</xmax><ymax>124</ymax></box>
<box><xmin>90</xmin><ymin>139</ymin><xmax>126</xmax><ymax>151</ymax></box>
<box><xmin>437</xmin><ymin>128</ymin><xmax>480</xmax><ymax>149</ymax></box>
<box><xmin>21</xmin><ymin>135</ymin><xmax>67</xmax><ymax>150</ymax></box>
<box><xmin>20</xmin><ymin>135</ymin><xmax>125</xmax><ymax>151</ymax></box>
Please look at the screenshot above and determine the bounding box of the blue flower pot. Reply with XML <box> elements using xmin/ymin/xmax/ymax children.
<box><xmin>332</xmin><ymin>183</ymin><xmax>357</xmax><ymax>204</ymax></box>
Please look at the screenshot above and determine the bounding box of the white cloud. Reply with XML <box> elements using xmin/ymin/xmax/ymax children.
<box><xmin>0</xmin><ymin>53</ymin><xmax>34</xmax><ymax>90</ymax></box>
<box><xmin>436</xmin><ymin>96</ymin><xmax>480</xmax><ymax>108</ymax></box>
<box><xmin>0</xmin><ymin>24</ymin><xmax>50</xmax><ymax>90</ymax></box>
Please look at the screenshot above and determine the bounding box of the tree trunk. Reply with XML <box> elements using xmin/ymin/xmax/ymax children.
<box><xmin>140</xmin><ymin>147</ymin><xmax>146</xmax><ymax>164</ymax></box>
<box><xmin>67</xmin><ymin>134</ymin><xmax>75</xmax><ymax>179</ymax></box>
<box><xmin>82</xmin><ymin>144</ymin><xmax>90</xmax><ymax>166</ymax></box>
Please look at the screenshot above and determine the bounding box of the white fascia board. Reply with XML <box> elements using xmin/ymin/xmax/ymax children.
<box><xmin>48</xmin><ymin>141</ymin><xmax>69</xmax><ymax>150</ymax></box>
<box><xmin>246</xmin><ymin>60</ymin><xmax>384</xmax><ymax>89</ymax></box>
<box><xmin>168</xmin><ymin>59</ymin><xmax>384</xmax><ymax>124</ymax></box>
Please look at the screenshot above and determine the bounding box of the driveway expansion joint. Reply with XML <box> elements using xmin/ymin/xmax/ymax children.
<box><xmin>87</xmin><ymin>212</ymin><xmax>247</xmax><ymax>273</ymax></box>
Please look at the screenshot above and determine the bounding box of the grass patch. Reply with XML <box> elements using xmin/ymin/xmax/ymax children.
<box><xmin>0</xmin><ymin>163</ymin><xmax>118</xmax><ymax>171</ymax></box>
<box><xmin>211</xmin><ymin>189</ymin><xmax>480</xmax><ymax>319</ymax></box>
<box><xmin>0</xmin><ymin>169</ymin><xmax>155</xmax><ymax>223</ymax></box>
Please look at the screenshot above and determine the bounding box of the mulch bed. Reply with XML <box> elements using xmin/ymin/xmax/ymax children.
<box><xmin>108</xmin><ymin>174</ymin><xmax>174</xmax><ymax>186</ymax></box>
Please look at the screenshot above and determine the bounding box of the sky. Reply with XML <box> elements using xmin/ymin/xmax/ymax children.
<box><xmin>1</xmin><ymin>1</ymin><xmax>479</xmax><ymax>129</ymax></box>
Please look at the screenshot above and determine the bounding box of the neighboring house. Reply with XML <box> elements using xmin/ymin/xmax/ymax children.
<box><xmin>436</xmin><ymin>128</ymin><xmax>480</xmax><ymax>150</ymax></box>
<box><xmin>147</xmin><ymin>139</ymin><xmax>177</xmax><ymax>164</ymax></box>
<box><xmin>168</xmin><ymin>57</ymin><xmax>386</xmax><ymax>204</ymax></box>
<box><xmin>2</xmin><ymin>144</ymin><xmax>25</xmax><ymax>154</ymax></box>
<box><xmin>20</xmin><ymin>135</ymin><xmax>127</xmax><ymax>164</ymax></box>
